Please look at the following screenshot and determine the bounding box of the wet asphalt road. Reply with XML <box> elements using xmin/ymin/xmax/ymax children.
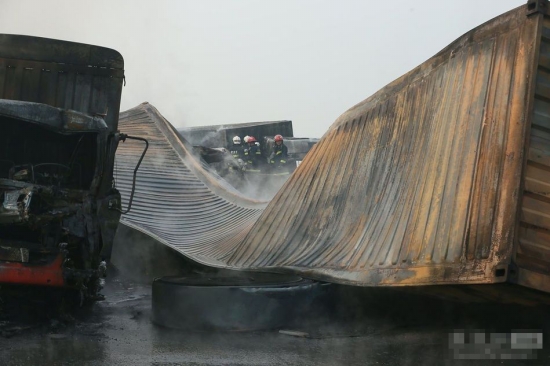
<box><xmin>1</xmin><ymin>275</ymin><xmax>550</xmax><ymax>366</ymax></box>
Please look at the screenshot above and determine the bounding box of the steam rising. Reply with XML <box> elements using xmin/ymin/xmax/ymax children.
<box><xmin>236</xmin><ymin>173</ymin><xmax>290</xmax><ymax>201</ymax></box>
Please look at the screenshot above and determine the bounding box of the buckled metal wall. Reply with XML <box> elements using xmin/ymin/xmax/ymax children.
<box><xmin>116</xmin><ymin>103</ymin><xmax>267</xmax><ymax>265</ymax></box>
<box><xmin>226</xmin><ymin>5</ymin><xmax>542</xmax><ymax>287</ymax></box>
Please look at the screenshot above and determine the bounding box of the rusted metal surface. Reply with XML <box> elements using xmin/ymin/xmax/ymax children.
<box><xmin>516</xmin><ymin>7</ymin><xmax>550</xmax><ymax>291</ymax></box>
<box><xmin>224</xmin><ymin>4</ymin><xmax>542</xmax><ymax>286</ymax></box>
<box><xmin>115</xmin><ymin>3</ymin><xmax>550</xmax><ymax>292</ymax></box>
<box><xmin>116</xmin><ymin>103</ymin><xmax>267</xmax><ymax>266</ymax></box>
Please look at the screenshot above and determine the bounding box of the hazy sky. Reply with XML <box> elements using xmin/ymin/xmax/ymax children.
<box><xmin>1</xmin><ymin>0</ymin><xmax>522</xmax><ymax>137</ymax></box>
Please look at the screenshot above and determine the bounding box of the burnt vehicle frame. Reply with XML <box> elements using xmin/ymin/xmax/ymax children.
<box><xmin>0</xmin><ymin>34</ymin><xmax>146</xmax><ymax>301</ymax></box>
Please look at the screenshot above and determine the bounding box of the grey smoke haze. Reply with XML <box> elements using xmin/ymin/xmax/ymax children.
<box><xmin>1</xmin><ymin>0</ymin><xmax>521</xmax><ymax>137</ymax></box>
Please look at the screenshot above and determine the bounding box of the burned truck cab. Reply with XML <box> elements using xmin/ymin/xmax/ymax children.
<box><xmin>0</xmin><ymin>35</ymin><xmax>134</xmax><ymax>299</ymax></box>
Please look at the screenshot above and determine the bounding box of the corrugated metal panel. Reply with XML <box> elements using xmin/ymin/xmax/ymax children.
<box><xmin>114</xmin><ymin>5</ymin><xmax>550</xmax><ymax>292</ymax></box>
<box><xmin>0</xmin><ymin>34</ymin><xmax>124</xmax><ymax>131</ymax></box>
<box><xmin>116</xmin><ymin>103</ymin><xmax>267</xmax><ymax>266</ymax></box>
<box><xmin>516</xmin><ymin>8</ymin><xmax>550</xmax><ymax>292</ymax></box>
<box><xmin>224</xmin><ymin>5</ymin><xmax>540</xmax><ymax>286</ymax></box>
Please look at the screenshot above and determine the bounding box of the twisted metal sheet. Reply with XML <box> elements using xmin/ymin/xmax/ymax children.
<box><xmin>227</xmin><ymin>5</ymin><xmax>542</xmax><ymax>286</ymax></box>
<box><xmin>116</xmin><ymin>103</ymin><xmax>267</xmax><ymax>266</ymax></box>
<box><xmin>116</xmin><ymin>5</ymin><xmax>550</xmax><ymax>289</ymax></box>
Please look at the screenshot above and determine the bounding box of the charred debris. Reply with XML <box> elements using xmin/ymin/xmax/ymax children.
<box><xmin>0</xmin><ymin>35</ymin><xmax>146</xmax><ymax>303</ymax></box>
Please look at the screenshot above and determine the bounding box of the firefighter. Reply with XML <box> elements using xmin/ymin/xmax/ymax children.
<box><xmin>269</xmin><ymin>134</ymin><xmax>288</xmax><ymax>168</ymax></box>
<box><xmin>228</xmin><ymin>135</ymin><xmax>245</xmax><ymax>171</ymax></box>
<box><xmin>242</xmin><ymin>135</ymin><xmax>250</xmax><ymax>158</ymax></box>
<box><xmin>244</xmin><ymin>136</ymin><xmax>262</xmax><ymax>172</ymax></box>
<box><xmin>229</xmin><ymin>136</ymin><xmax>244</xmax><ymax>160</ymax></box>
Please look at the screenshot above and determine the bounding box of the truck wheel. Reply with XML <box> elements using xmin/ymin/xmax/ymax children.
<box><xmin>152</xmin><ymin>272</ymin><xmax>326</xmax><ymax>331</ymax></box>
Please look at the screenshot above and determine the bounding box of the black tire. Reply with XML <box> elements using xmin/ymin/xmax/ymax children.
<box><xmin>152</xmin><ymin>272</ymin><xmax>326</xmax><ymax>331</ymax></box>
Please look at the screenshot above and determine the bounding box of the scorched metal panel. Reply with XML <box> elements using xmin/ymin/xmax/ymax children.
<box><xmin>226</xmin><ymin>4</ymin><xmax>541</xmax><ymax>286</ymax></box>
<box><xmin>0</xmin><ymin>34</ymin><xmax>124</xmax><ymax>132</ymax></box>
<box><xmin>114</xmin><ymin>3</ymin><xmax>550</xmax><ymax>292</ymax></box>
<box><xmin>515</xmin><ymin>7</ymin><xmax>550</xmax><ymax>294</ymax></box>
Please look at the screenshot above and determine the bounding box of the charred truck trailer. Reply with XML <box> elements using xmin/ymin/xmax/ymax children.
<box><xmin>0</xmin><ymin>35</ymin><xmax>145</xmax><ymax>300</ymax></box>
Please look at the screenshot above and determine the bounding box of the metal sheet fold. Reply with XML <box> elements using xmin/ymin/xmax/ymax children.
<box><xmin>116</xmin><ymin>103</ymin><xmax>267</xmax><ymax>266</ymax></box>
<box><xmin>226</xmin><ymin>5</ymin><xmax>540</xmax><ymax>286</ymax></box>
<box><xmin>116</xmin><ymin>4</ymin><xmax>550</xmax><ymax>290</ymax></box>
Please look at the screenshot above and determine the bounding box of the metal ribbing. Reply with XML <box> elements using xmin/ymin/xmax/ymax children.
<box><xmin>516</xmin><ymin>14</ymin><xmax>550</xmax><ymax>277</ymax></box>
<box><xmin>225</xmin><ymin>6</ymin><xmax>537</xmax><ymax>286</ymax></box>
<box><xmin>116</xmin><ymin>103</ymin><xmax>267</xmax><ymax>265</ymax></box>
<box><xmin>114</xmin><ymin>6</ymin><xmax>543</xmax><ymax>288</ymax></box>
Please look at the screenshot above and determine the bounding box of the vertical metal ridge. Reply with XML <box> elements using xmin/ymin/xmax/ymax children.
<box><xmin>300</xmin><ymin>114</ymin><xmax>371</xmax><ymax>267</ymax></box>
<box><xmin>423</xmin><ymin>43</ymin><xmax>474</xmax><ymax>263</ymax></box>
<box><xmin>394</xmin><ymin>70</ymin><xmax>442</xmax><ymax>266</ymax></box>
<box><xmin>116</xmin><ymin>103</ymin><xmax>267</xmax><ymax>268</ymax></box>
<box><xmin>223</xmin><ymin>6</ymin><xmax>536</xmax><ymax>286</ymax></box>
<box><xmin>110</xmin><ymin>7</ymin><xmax>542</xmax><ymax>288</ymax></box>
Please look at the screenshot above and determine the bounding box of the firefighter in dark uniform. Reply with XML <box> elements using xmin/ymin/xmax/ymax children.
<box><xmin>244</xmin><ymin>136</ymin><xmax>262</xmax><ymax>172</ymax></box>
<box><xmin>229</xmin><ymin>136</ymin><xmax>244</xmax><ymax>160</ymax></box>
<box><xmin>228</xmin><ymin>136</ymin><xmax>245</xmax><ymax>171</ymax></box>
<box><xmin>242</xmin><ymin>135</ymin><xmax>250</xmax><ymax>160</ymax></box>
<box><xmin>269</xmin><ymin>134</ymin><xmax>288</xmax><ymax>170</ymax></box>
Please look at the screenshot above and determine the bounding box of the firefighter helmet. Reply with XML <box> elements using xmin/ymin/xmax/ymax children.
<box><xmin>248</xmin><ymin>136</ymin><xmax>257</xmax><ymax>143</ymax></box>
<box><xmin>274</xmin><ymin>134</ymin><xmax>283</xmax><ymax>142</ymax></box>
<box><xmin>233</xmin><ymin>136</ymin><xmax>241</xmax><ymax>144</ymax></box>
<box><xmin>244</xmin><ymin>135</ymin><xmax>250</xmax><ymax>143</ymax></box>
